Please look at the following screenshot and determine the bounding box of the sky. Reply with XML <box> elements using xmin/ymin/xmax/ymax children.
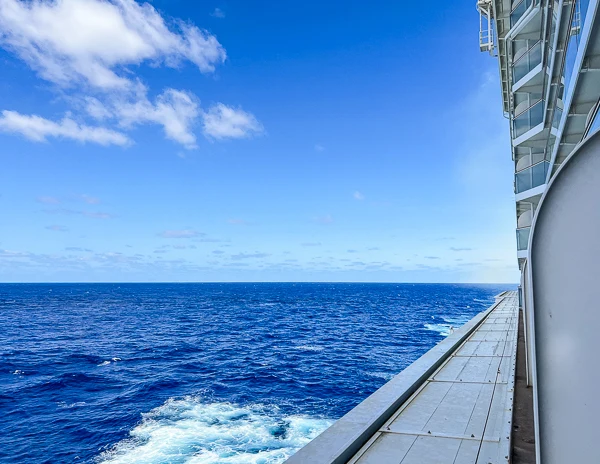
<box><xmin>0</xmin><ymin>0</ymin><xmax>519</xmax><ymax>283</ymax></box>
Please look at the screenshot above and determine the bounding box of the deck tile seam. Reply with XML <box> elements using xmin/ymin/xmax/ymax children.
<box><xmin>379</xmin><ymin>429</ymin><xmax>501</xmax><ymax>443</ymax></box>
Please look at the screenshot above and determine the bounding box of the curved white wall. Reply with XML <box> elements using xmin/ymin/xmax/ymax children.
<box><xmin>530</xmin><ymin>129</ymin><xmax>600</xmax><ymax>463</ymax></box>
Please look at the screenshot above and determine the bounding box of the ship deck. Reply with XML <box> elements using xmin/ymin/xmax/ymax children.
<box><xmin>286</xmin><ymin>291</ymin><xmax>519</xmax><ymax>464</ymax></box>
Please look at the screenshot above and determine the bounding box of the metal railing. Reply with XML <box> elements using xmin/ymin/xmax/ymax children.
<box><xmin>513</xmin><ymin>41</ymin><xmax>542</xmax><ymax>84</ymax></box>
<box><xmin>513</xmin><ymin>99</ymin><xmax>544</xmax><ymax>138</ymax></box>
<box><xmin>515</xmin><ymin>160</ymin><xmax>550</xmax><ymax>193</ymax></box>
<box><xmin>516</xmin><ymin>226</ymin><xmax>531</xmax><ymax>251</ymax></box>
<box><xmin>511</xmin><ymin>0</ymin><xmax>534</xmax><ymax>27</ymax></box>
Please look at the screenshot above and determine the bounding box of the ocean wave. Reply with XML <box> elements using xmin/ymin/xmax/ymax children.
<box><xmin>96</xmin><ymin>397</ymin><xmax>332</xmax><ymax>464</ymax></box>
<box><xmin>366</xmin><ymin>371</ymin><xmax>394</xmax><ymax>381</ymax></box>
<box><xmin>423</xmin><ymin>323</ymin><xmax>453</xmax><ymax>337</ymax></box>
<box><xmin>57</xmin><ymin>401</ymin><xmax>87</xmax><ymax>409</ymax></box>
<box><xmin>441</xmin><ymin>315</ymin><xmax>471</xmax><ymax>326</ymax></box>
<box><xmin>294</xmin><ymin>345</ymin><xmax>324</xmax><ymax>352</ymax></box>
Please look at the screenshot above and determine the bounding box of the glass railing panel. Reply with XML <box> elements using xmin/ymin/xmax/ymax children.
<box><xmin>513</xmin><ymin>42</ymin><xmax>542</xmax><ymax>84</ymax></box>
<box><xmin>513</xmin><ymin>100</ymin><xmax>544</xmax><ymax>138</ymax></box>
<box><xmin>515</xmin><ymin>161</ymin><xmax>550</xmax><ymax>193</ymax></box>
<box><xmin>516</xmin><ymin>227</ymin><xmax>531</xmax><ymax>251</ymax></box>
<box><xmin>552</xmin><ymin>106</ymin><xmax>563</xmax><ymax>130</ymax></box>
<box><xmin>511</xmin><ymin>0</ymin><xmax>534</xmax><ymax>27</ymax></box>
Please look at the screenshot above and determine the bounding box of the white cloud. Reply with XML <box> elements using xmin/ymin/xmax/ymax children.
<box><xmin>115</xmin><ymin>88</ymin><xmax>199</xmax><ymax>148</ymax></box>
<box><xmin>314</xmin><ymin>214</ymin><xmax>333</xmax><ymax>225</ymax></box>
<box><xmin>211</xmin><ymin>7</ymin><xmax>225</xmax><ymax>18</ymax></box>
<box><xmin>80</xmin><ymin>194</ymin><xmax>100</xmax><ymax>204</ymax></box>
<box><xmin>227</xmin><ymin>219</ymin><xmax>248</xmax><ymax>225</ymax></box>
<box><xmin>0</xmin><ymin>110</ymin><xmax>130</xmax><ymax>145</ymax></box>
<box><xmin>84</xmin><ymin>97</ymin><xmax>112</xmax><ymax>120</ymax></box>
<box><xmin>158</xmin><ymin>229</ymin><xmax>204</xmax><ymax>238</ymax></box>
<box><xmin>202</xmin><ymin>103</ymin><xmax>263</xmax><ymax>140</ymax></box>
<box><xmin>0</xmin><ymin>0</ymin><xmax>266</xmax><ymax>149</ymax></box>
<box><xmin>37</xmin><ymin>196</ymin><xmax>60</xmax><ymax>204</ymax></box>
<box><xmin>314</xmin><ymin>144</ymin><xmax>324</xmax><ymax>152</ymax></box>
<box><xmin>0</xmin><ymin>0</ymin><xmax>226</xmax><ymax>90</ymax></box>
<box><xmin>353</xmin><ymin>191</ymin><xmax>365</xmax><ymax>200</ymax></box>
<box><xmin>45</xmin><ymin>225</ymin><xmax>68</xmax><ymax>232</ymax></box>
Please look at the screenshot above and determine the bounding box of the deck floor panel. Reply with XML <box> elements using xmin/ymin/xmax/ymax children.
<box><xmin>351</xmin><ymin>293</ymin><xmax>519</xmax><ymax>464</ymax></box>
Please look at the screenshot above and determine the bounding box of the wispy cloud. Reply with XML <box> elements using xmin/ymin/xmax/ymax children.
<box><xmin>158</xmin><ymin>229</ymin><xmax>204</xmax><ymax>238</ymax></box>
<box><xmin>80</xmin><ymin>194</ymin><xmax>100</xmax><ymax>204</ymax></box>
<box><xmin>227</xmin><ymin>219</ymin><xmax>248</xmax><ymax>225</ymax></box>
<box><xmin>211</xmin><ymin>7</ymin><xmax>225</xmax><ymax>18</ymax></box>
<box><xmin>212</xmin><ymin>250</ymin><xmax>225</xmax><ymax>255</ymax></box>
<box><xmin>65</xmin><ymin>247</ymin><xmax>93</xmax><ymax>252</ymax></box>
<box><xmin>450</xmin><ymin>247</ymin><xmax>472</xmax><ymax>251</ymax></box>
<box><xmin>314</xmin><ymin>214</ymin><xmax>333</xmax><ymax>225</ymax></box>
<box><xmin>314</xmin><ymin>144</ymin><xmax>325</xmax><ymax>152</ymax></box>
<box><xmin>172</xmin><ymin>244</ymin><xmax>197</xmax><ymax>250</ymax></box>
<box><xmin>301</xmin><ymin>242</ymin><xmax>321</xmax><ymax>247</ymax></box>
<box><xmin>0</xmin><ymin>111</ymin><xmax>130</xmax><ymax>146</ymax></box>
<box><xmin>202</xmin><ymin>103</ymin><xmax>263</xmax><ymax>140</ymax></box>
<box><xmin>231</xmin><ymin>252</ymin><xmax>270</xmax><ymax>260</ymax></box>
<box><xmin>347</xmin><ymin>249</ymin><xmax>358</xmax><ymax>253</ymax></box>
<box><xmin>353</xmin><ymin>191</ymin><xmax>365</xmax><ymax>200</ymax></box>
<box><xmin>114</xmin><ymin>88</ymin><xmax>200</xmax><ymax>149</ymax></box>
<box><xmin>193</xmin><ymin>237</ymin><xmax>227</xmax><ymax>243</ymax></box>
<box><xmin>425</xmin><ymin>256</ymin><xmax>441</xmax><ymax>260</ymax></box>
<box><xmin>45</xmin><ymin>225</ymin><xmax>68</xmax><ymax>232</ymax></box>
<box><xmin>44</xmin><ymin>208</ymin><xmax>114</xmax><ymax>219</ymax></box>
<box><xmin>37</xmin><ymin>196</ymin><xmax>60</xmax><ymax>204</ymax></box>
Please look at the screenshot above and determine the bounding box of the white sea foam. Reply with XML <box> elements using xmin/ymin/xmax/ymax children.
<box><xmin>12</xmin><ymin>369</ymin><xmax>24</xmax><ymax>375</ymax></box>
<box><xmin>58</xmin><ymin>401</ymin><xmax>87</xmax><ymax>409</ymax></box>
<box><xmin>366</xmin><ymin>371</ymin><xmax>395</xmax><ymax>381</ymax></box>
<box><xmin>97</xmin><ymin>397</ymin><xmax>332</xmax><ymax>464</ymax></box>
<box><xmin>423</xmin><ymin>323</ymin><xmax>453</xmax><ymax>337</ymax></box>
<box><xmin>441</xmin><ymin>315</ymin><xmax>471</xmax><ymax>326</ymax></box>
<box><xmin>97</xmin><ymin>361</ymin><xmax>111</xmax><ymax>367</ymax></box>
<box><xmin>294</xmin><ymin>345</ymin><xmax>324</xmax><ymax>352</ymax></box>
<box><xmin>425</xmin><ymin>315</ymin><xmax>473</xmax><ymax>337</ymax></box>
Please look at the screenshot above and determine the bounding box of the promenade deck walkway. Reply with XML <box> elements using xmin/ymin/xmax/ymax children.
<box><xmin>287</xmin><ymin>292</ymin><xmax>519</xmax><ymax>464</ymax></box>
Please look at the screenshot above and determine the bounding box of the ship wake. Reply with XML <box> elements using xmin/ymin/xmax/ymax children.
<box><xmin>97</xmin><ymin>397</ymin><xmax>332</xmax><ymax>464</ymax></box>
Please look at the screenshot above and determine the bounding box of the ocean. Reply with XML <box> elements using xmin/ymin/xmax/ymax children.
<box><xmin>0</xmin><ymin>282</ymin><xmax>513</xmax><ymax>464</ymax></box>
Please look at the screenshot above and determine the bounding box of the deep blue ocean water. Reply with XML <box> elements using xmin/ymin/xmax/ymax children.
<box><xmin>0</xmin><ymin>283</ymin><xmax>513</xmax><ymax>464</ymax></box>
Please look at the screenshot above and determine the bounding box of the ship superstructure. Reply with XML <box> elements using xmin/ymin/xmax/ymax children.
<box><xmin>478</xmin><ymin>0</ymin><xmax>600</xmax><ymax>462</ymax></box>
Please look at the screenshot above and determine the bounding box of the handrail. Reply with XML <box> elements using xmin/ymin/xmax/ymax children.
<box><xmin>514</xmin><ymin>98</ymin><xmax>544</xmax><ymax>119</ymax></box>
<box><xmin>516</xmin><ymin>158</ymin><xmax>550</xmax><ymax>173</ymax></box>
<box><xmin>512</xmin><ymin>40</ymin><xmax>542</xmax><ymax>66</ymax></box>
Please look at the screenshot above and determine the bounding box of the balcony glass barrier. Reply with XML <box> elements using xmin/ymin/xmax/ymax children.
<box><xmin>552</xmin><ymin>106</ymin><xmax>563</xmax><ymax>130</ymax></box>
<box><xmin>511</xmin><ymin>0</ymin><xmax>533</xmax><ymax>27</ymax></box>
<box><xmin>515</xmin><ymin>161</ymin><xmax>549</xmax><ymax>193</ymax></box>
<box><xmin>513</xmin><ymin>100</ymin><xmax>544</xmax><ymax>138</ymax></box>
<box><xmin>513</xmin><ymin>42</ymin><xmax>542</xmax><ymax>84</ymax></box>
<box><xmin>516</xmin><ymin>227</ymin><xmax>531</xmax><ymax>251</ymax></box>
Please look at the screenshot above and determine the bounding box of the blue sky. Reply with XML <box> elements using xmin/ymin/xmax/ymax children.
<box><xmin>0</xmin><ymin>0</ymin><xmax>518</xmax><ymax>283</ymax></box>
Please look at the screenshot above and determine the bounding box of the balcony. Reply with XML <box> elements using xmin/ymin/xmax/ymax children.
<box><xmin>517</xmin><ymin>226</ymin><xmax>531</xmax><ymax>251</ymax></box>
<box><xmin>511</xmin><ymin>0</ymin><xmax>534</xmax><ymax>27</ymax></box>
<box><xmin>515</xmin><ymin>160</ymin><xmax>550</xmax><ymax>193</ymax></box>
<box><xmin>512</xmin><ymin>41</ymin><xmax>542</xmax><ymax>84</ymax></box>
<box><xmin>513</xmin><ymin>99</ymin><xmax>544</xmax><ymax>138</ymax></box>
